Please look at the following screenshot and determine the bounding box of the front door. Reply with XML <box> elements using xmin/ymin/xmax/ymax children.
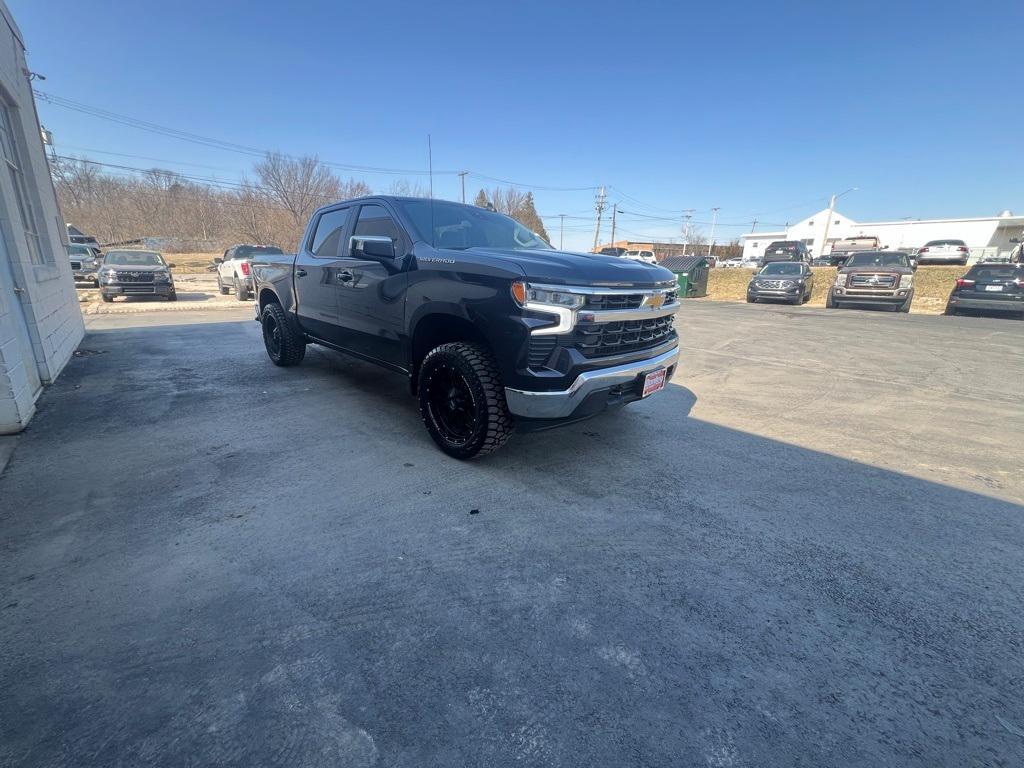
<box><xmin>294</xmin><ymin>206</ymin><xmax>353</xmax><ymax>345</ymax></box>
<box><xmin>334</xmin><ymin>203</ymin><xmax>408</xmax><ymax>368</ymax></box>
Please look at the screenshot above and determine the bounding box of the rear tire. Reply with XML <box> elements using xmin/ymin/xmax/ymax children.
<box><xmin>261</xmin><ymin>302</ymin><xmax>305</xmax><ymax>366</ymax></box>
<box><xmin>418</xmin><ymin>342</ymin><xmax>513</xmax><ymax>459</ymax></box>
<box><xmin>235</xmin><ymin>278</ymin><xmax>250</xmax><ymax>301</ymax></box>
<box><xmin>944</xmin><ymin>304</ymin><xmax>958</xmax><ymax>316</ymax></box>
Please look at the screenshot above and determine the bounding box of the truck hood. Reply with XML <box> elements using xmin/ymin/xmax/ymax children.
<box><xmin>458</xmin><ymin>247</ymin><xmax>675</xmax><ymax>287</ymax></box>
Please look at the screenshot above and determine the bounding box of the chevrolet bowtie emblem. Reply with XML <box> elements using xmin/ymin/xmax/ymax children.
<box><xmin>645</xmin><ymin>293</ymin><xmax>666</xmax><ymax>309</ymax></box>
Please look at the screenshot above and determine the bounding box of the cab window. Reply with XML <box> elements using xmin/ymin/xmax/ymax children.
<box><xmin>310</xmin><ymin>208</ymin><xmax>351</xmax><ymax>257</ymax></box>
<box><xmin>354</xmin><ymin>204</ymin><xmax>402</xmax><ymax>243</ymax></box>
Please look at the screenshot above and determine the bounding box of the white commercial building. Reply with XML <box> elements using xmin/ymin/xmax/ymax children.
<box><xmin>741</xmin><ymin>208</ymin><xmax>1024</xmax><ymax>263</ymax></box>
<box><xmin>0</xmin><ymin>3</ymin><xmax>84</xmax><ymax>433</ymax></box>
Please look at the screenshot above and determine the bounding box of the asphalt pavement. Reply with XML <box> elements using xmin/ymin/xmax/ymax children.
<box><xmin>1</xmin><ymin>302</ymin><xmax>1022</xmax><ymax>767</ymax></box>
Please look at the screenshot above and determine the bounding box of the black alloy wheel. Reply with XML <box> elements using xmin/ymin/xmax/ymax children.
<box><xmin>417</xmin><ymin>342</ymin><xmax>513</xmax><ymax>459</ymax></box>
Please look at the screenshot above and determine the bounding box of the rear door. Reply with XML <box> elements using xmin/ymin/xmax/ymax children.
<box><xmin>334</xmin><ymin>202</ymin><xmax>409</xmax><ymax>368</ymax></box>
<box><xmin>294</xmin><ymin>206</ymin><xmax>353</xmax><ymax>344</ymax></box>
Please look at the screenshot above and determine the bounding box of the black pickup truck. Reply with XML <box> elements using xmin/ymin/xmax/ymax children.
<box><xmin>251</xmin><ymin>196</ymin><xmax>681</xmax><ymax>458</ymax></box>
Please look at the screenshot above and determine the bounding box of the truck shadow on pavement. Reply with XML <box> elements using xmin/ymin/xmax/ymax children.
<box><xmin>1</xmin><ymin>317</ymin><xmax>1022</xmax><ymax>768</ymax></box>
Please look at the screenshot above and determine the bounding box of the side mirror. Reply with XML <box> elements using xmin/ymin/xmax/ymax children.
<box><xmin>213</xmin><ymin>257</ymin><xmax>222</xmax><ymax>263</ymax></box>
<box><xmin>166</xmin><ymin>262</ymin><xmax>176</xmax><ymax>268</ymax></box>
<box><xmin>1011</xmin><ymin>238</ymin><xmax>1020</xmax><ymax>244</ymax></box>
<box><xmin>351</xmin><ymin>235</ymin><xmax>395</xmax><ymax>260</ymax></box>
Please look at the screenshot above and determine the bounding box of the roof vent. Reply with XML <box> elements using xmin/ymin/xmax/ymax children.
<box><xmin>998</xmin><ymin>210</ymin><xmax>1014</xmax><ymax>217</ymax></box>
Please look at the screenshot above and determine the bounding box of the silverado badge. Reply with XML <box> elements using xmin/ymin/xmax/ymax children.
<box><xmin>644</xmin><ymin>293</ymin><xmax>666</xmax><ymax>309</ymax></box>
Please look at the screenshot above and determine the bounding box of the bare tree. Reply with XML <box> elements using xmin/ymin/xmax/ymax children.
<box><xmin>254</xmin><ymin>153</ymin><xmax>341</xmax><ymax>230</ymax></box>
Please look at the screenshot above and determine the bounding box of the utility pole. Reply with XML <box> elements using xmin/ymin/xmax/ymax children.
<box><xmin>818</xmin><ymin>187</ymin><xmax>858</xmax><ymax>259</ymax></box>
<box><xmin>750</xmin><ymin>219</ymin><xmax>758</xmax><ymax>233</ymax></box>
<box><xmin>681</xmin><ymin>210</ymin><xmax>694</xmax><ymax>254</ymax></box>
<box><xmin>609</xmin><ymin>203</ymin><xmax>618</xmax><ymax>249</ymax></box>
<box><xmin>707</xmin><ymin>207</ymin><xmax>719</xmax><ymax>259</ymax></box>
<box><xmin>458</xmin><ymin>171</ymin><xmax>467</xmax><ymax>203</ymax></box>
<box><xmin>592</xmin><ymin>186</ymin><xmax>607</xmax><ymax>252</ymax></box>
<box><xmin>559</xmin><ymin>214</ymin><xmax>566</xmax><ymax>250</ymax></box>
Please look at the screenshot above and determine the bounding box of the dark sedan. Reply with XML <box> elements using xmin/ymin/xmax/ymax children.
<box><xmin>945</xmin><ymin>263</ymin><xmax>1024</xmax><ymax>318</ymax></box>
<box><xmin>747</xmin><ymin>261</ymin><xmax>814</xmax><ymax>305</ymax></box>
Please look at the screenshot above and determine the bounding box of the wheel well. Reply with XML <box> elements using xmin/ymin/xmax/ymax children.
<box><xmin>258</xmin><ymin>288</ymin><xmax>281</xmax><ymax>313</ymax></box>
<box><xmin>410</xmin><ymin>314</ymin><xmax>487</xmax><ymax>392</ymax></box>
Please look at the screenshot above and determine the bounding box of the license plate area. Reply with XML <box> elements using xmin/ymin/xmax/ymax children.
<box><xmin>641</xmin><ymin>367</ymin><xmax>667</xmax><ymax>398</ymax></box>
<box><xmin>985</xmin><ymin>285</ymin><xmax>1004</xmax><ymax>292</ymax></box>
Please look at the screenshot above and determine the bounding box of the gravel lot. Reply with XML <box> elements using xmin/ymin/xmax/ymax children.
<box><xmin>1</xmin><ymin>302</ymin><xmax>1022</xmax><ymax>767</ymax></box>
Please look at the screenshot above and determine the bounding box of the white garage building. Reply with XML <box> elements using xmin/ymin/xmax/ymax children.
<box><xmin>0</xmin><ymin>3</ymin><xmax>84</xmax><ymax>433</ymax></box>
<box><xmin>741</xmin><ymin>208</ymin><xmax>1024</xmax><ymax>263</ymax></box>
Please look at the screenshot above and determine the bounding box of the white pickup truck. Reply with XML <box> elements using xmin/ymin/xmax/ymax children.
<box><xmin>215</xmin><ymin>244</ymin><xmax>285</xmax><ymax>300</ymax></box>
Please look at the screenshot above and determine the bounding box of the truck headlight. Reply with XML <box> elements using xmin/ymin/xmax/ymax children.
<box><xmin>100</xmin><ymin>268</ymin><xmax>117</xmax><ymax>283</ymax></box>
<box><xmin>834</xmin><ymin>273</ymin><xmax>846</xmax><ymax>287</ymax></box>
<box><xmin>511</xmin><ymin>282</ymin><xmax>584</xmax><ymax>309</ymax></box>
<box><xmin>899</xmin><ymin>274</ymin><xmax>913</xmax><ymax>289</ymax></box>
<box><xmin>153</xmin><ymin>270</ymin><xmax>171</xmax><ymax>283</ymax></box>
<box><xmin>511</xmin><ymin>281</ymin><xmax>584</xmax><ymax>336</ymax></box>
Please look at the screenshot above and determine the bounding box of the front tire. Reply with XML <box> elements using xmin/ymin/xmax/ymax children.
<box><xmin>261</xmin><ymin>302</ymin><xmax>306</xmax><ymax>366</ymax></box>
<box><xmin>218</xmin><ymin>275</ymin><xmax>230</xmax><ymax>295</ymax></box>
<box><xmin>898</xmin><ymin>290</ymin><xmax>914</xmax><ymax>313</ymax></box>
<box><xmin>101</xmin><ymin>294</ymin><xmax>114</xmax><ymax>303</ymax></box>
<box><xmin>826</xmin><ymin>291</ymin><xmax>837</xmax><ymax>309</ymax></box>
<box><xmin>418</xmin><ymin>342</ymin><xmax>513</xmax><ymax>459</ymax></box>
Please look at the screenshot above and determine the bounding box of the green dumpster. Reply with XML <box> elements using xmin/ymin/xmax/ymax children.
<box><xmin>659</xmin><ymin>255</ymin><xmax>710</xmax><ymax>298</ymax></box>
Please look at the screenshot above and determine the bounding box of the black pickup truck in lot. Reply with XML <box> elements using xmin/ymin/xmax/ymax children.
<box><xmin>251</xmin><ymin>196</ymin><xmax>681</xmax><ymax>458</ymax></box>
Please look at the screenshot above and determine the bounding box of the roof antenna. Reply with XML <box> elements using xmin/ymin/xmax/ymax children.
<box><xmin>427</xmin><ymin>134</ymin><xmax>435</xmax><ymax>248</ymax></box>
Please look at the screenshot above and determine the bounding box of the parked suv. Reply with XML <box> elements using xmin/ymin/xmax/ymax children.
<box><xmin>98</xmin><ymin>250</ymin><xmax>177</xmax><ymax>302</ymax></box>
<box><xmin>66</xmin><ymin>244</ymin><xmax>103</xmax><ymax>287</ymax></box>
<box><xmin>252</xmin><ymin>197</ymin><xmax>681</xmax><ymax>459</ymax></box>
<box><xmin>917</xmin><ymin>239</ymin><xmax>970</xmax><ymax>265</ymax></box>
<box><xmin>624</xmin><ymin>249</ymin><xmax>658</xmax><ymax>265</ymax></box>
<box><xmin>758</xmin><ymin>241</ymin><xmax>810</xmax><ymax>268</ymax></box>
<box><xmin>747</xmin><ymin>261</ymin><xmax>814</xmax><ymax>305</ymax></box>
<box><xmin>944</xmin><ymin>263</ymin><xmax>1024</xmax><ymax>317</ymax></box>
<box><xmin>827</xmin><ymin>251</ymin><xmax>915</xmax><ymax>312</ymax></box>
<box><xmin>216</xmin><ymin>244</ymin><xmax>284</xmax><ymax>301</ymax></box>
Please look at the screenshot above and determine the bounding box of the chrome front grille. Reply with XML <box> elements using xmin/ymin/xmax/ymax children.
<box><xmin>757</xmin><ymin>279</ymin><xmax>792</xmax><ymax>289</ymax></box>
<box><xmin>575</xmin><ymin>315</ymin><xmax>676</xmax><ymax>358</ymax></box>
<box><xmin>849</xmin><ymin>273</ymin><xmax>897</xmax><ymax>289</ymax></box>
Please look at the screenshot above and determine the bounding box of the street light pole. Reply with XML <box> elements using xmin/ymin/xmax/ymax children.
<box><xmin>559</xmin><ymin>214</ymin><xmax>565</xmax><ymax>250</ymax></box>
<box><xmin>707</xmin><ymin>207</ymin><xmax>719</xmax><ymax>259</ymax></box>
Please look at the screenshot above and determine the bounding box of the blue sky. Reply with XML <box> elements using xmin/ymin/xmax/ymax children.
<box><xmin>14</xmin><ymin>0</ymin><xmax>1023</xmax><ymax>250</ymax></box>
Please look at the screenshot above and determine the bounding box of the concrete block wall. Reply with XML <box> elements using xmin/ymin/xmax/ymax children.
<box><xmin>0</xmin><ymin>2</ymin><xmax>84</xmax><ymax>433</ymax></box>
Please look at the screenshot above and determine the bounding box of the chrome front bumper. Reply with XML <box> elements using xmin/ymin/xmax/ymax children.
<box><xmin>504</xmin><ymin>345</ymin><xmax>680</xmax><ymax>419</ymax></box>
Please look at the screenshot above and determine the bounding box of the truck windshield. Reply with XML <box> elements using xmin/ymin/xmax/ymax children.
<box><xmin>103</xmin><ymin>251</ymin><xmax>165</xmax><ymax>266</ymax></box>
<box><xmin>397</xmin><ymin>200</ymin><xmax>551</xmax><ymax>251</ymax></box>
<box><xmin>845</xmin><ymin>252</ymin><xmax>910</xmax><ymax>268</ymax></box>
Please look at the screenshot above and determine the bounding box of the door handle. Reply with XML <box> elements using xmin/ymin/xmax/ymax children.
<box><xmin>338</xmin><ymin>270</ymin><xmax>354</xmax><ymax>283</ymax></box>
<box><xmin>295</xmin><ymin>269</ymin><xmax>308</xmax><ymax>278</ymax></box>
